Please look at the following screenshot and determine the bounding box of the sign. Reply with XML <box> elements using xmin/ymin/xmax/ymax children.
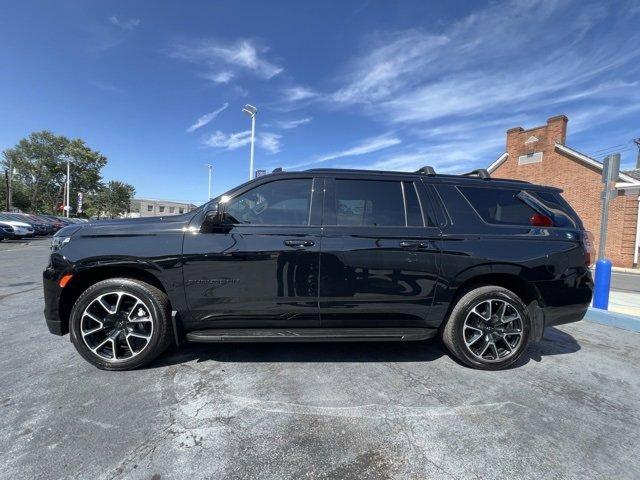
<box><xmin>255</xmin><ymin>169</ymin><xmax>267</xmax><ymax>178</ymax></box>
<box><xmin>77</xmin><ymin>192</ymin><xmax>84</xmax><ymax>213</ymax></box>
<box><xmin>602</xmin><ymin>154</ymin><xmax>620</xmax><ymax>184</ymax></box>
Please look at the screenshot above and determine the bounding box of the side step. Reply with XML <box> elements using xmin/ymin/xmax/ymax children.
<box><xmin>185</xmin><ymin>328</ymin><xmax>436</xmax><ymax>343</ymax></box>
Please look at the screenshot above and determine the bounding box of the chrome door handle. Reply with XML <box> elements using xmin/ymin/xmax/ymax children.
<box><xmin>284</xmin><ymin>239</ymin><xmax>314</xmax><ymax>248</ymax></box>
<box><xmin>400</xmin><ymin>240</ymin><xmax>436</xmax><ymax>250</ymax></box>
<box><xmin>399</xmin><ymin>241</ymin><xmax>419</xmax><ymax>248</ymax></box>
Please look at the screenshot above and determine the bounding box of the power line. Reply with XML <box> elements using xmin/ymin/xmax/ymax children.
<box><xmin>587</xmin><ymin>142</ymin><xmax>630</xmax><ymax>157</ymax></box>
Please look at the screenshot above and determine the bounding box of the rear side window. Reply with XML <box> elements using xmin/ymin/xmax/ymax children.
<box><xmin>459</xmin><ymin>186</ymin><xmax>578</xmax><ymax>228</ymax></box>
<box><xmin>335</xmin><ymin>179</ymin><xmax>406</xmax><ymax>227</ymax></box>
<box><xmin>460</xmin><ymin>187</ymin><xmax>539</xmax><ymax>225</ymax></box>
<box><xmin>521</xmin><ymin>190</ymin><xmax>579</xmax><ymax>228</ymax></box>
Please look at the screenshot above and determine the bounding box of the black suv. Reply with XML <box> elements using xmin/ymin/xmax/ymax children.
<box><xmin>43</xmin><ymin>167</ymin><xmax>594</xmax><ymax>370</ymax></box>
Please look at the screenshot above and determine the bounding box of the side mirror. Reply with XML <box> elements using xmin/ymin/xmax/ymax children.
<box><xmin>201</xmin><ymin>203</ymin><xmax>223</xmax><ymax>233</ymax></box>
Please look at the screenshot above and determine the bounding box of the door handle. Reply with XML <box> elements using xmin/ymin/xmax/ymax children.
<box><xmin>284</xmin><ymin>239</ymin><xmax>314</xmax><ymax>248</ymax></box>
<box><xmin>399</xmin><ymin>241</ymin><xmax>419</xmax><ymax>249</ymax></box>
<box><xmin>399</xmin><ymin>240</ymin><xmax>436</xmax><ymax>250</ymax></box>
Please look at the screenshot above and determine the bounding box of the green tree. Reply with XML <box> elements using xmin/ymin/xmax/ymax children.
<box><xmin>1</xmin><ymin>131</ymin><xmax>107</xmax><ymax>214</ymax></box>
<box><xmin>88</xmin><ymin>180</ymin><xmax>135</xmax><ymax>219</ymax></box>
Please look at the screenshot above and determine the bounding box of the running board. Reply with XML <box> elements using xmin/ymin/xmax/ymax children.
<box><xmin>185</xmin><ymin>328</ymin><xmax>436</xmax><ymax>343</ymax></box>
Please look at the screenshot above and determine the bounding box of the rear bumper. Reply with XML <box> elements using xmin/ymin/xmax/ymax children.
<box><xmin>532</xmin><ymin>267</ymin><xmax>593</xmax><ymax>337</ymax></box>
<box><xmin>542</xmin><ymin>303</ymin><xmax>590</xmax><ymax>327</ymax></box>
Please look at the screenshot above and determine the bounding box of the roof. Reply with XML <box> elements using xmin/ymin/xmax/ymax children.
<box><xmin>269</xmin><ymin>167</ymin><xmax>555</xmax><ymax>190</ymax></box>
<box><xmin>488</xmin><ymin>144</ymin><xmax>640</xmax><ymax>187</ymax></box>
<box><xmin>625</xmin><ymin>169</ymin><xmax>640</xmax><ymax>181</ymax></box>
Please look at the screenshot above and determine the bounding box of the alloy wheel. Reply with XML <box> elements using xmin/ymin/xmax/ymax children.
<box><xmin>462</xmin><ymin>298</ymin><xmax>523</xmax><ymax>362</ymax></box>
<box><xmin>80</xmin><ymin>291</ymin><xmax>154</xmax><ymax>362</ymax></box>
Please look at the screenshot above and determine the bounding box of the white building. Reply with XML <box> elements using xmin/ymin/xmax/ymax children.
<box><xmin>128</xmin><ymin>198</ymin><xmax>198</xmax><ymax>218</ymax></box>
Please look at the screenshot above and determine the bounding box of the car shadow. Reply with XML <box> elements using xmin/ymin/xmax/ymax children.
<box><xmin>148</xmin><ymin>326</ymin><xmax>581</xmax><ymax>370</ymax></box>
<box><xmin>151</xmin><ymin>337</ymin><xmax>448</xmax><ymax>368</ymax></box>
<box><xmin>513</xmin><ymin>326</ymin><xmax>581</xmax><ymax>368</ymax></box>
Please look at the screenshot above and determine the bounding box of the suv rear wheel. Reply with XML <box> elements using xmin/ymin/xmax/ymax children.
<box><xmin>69</xmin><ymin>278</ymin><xmax>172</xmax><ymax>370</ymax></box>
<box><xmin>442</xmin><ymin>286</ymin><xmax>530</xmax><ymax>370</ymax></box>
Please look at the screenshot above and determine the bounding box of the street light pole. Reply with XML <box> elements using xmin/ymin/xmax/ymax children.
<box><xmin>66</xmin><ymin>159</ymin><xmax>70</xmax><ymax>218</ymax></box>
<box><xmin>249</xmin><ymin>114</ymin><xmax>256</xmax><ymax>180</ymax></box>
<box><xmin>205</xmin><ymin>163</ymin><xmax>213</xmax><ymax>200</ymax></box>
<box><xmin>242</xmin><ymin>104</ymin><xmax>258</xmax><ymax>180</ymax></box>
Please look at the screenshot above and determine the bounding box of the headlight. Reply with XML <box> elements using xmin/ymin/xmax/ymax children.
<box><xmin>51</xmin><ymin>236</ymin><xmax>71</xmax><ymax>251</ymax></box>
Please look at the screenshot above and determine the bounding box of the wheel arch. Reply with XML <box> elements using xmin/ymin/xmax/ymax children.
<box><xmin>443</xmin><ymin>269</ymin><xmax>545</xmax><ymax>341</ymax></box>
<box><xmin>58</xmin><ymin>265</ymin><xmax>170</xmax><ymax>335</ymax></box>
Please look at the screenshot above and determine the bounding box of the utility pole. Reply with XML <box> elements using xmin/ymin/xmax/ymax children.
<box><xmin>634</xmin><ymin>138</ymin><xmax>640</xmax><ymax>169</ymax></box>
<box><xmin>205</xmin><ymin>163</ymin><xmax>213</xmax><ymax>200</ymax></box>
<box><xmin>4</xmin><ymin>155</ymin><xmax>12</xmax><ymax>211</ymax></box>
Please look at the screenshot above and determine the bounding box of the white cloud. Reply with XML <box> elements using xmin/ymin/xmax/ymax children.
<box><xmin>283</xmin><ymin>86</ymin><xmax>318</xmax><ymax>102</ymax></box>
<box><xmin>274</xmin><ymin>117</ymin><xmax>312</xmax><ymax>129</ymax></box>
<box><xmin>90</xmin><ymin>80</ymin><xmax>123</xmax><ymax>94</ymax></box>
<box><xmin>170</xmin><ymin>39</ymin><xmax>283</xmax><ymax>79</ymax></box>
<box><xmin>356</xmin><ymin>136</ymin><xmax>504</xmax><ymax>173</ymax></box>
<box><xmin>328</xmin><ymin>0</ymin><xmax>639</xmax><ymax>127</ymax></box>
<box><xmin>203</xmin><ymin>130</ymin><xmax>282</xmax><ymax>154</ymax></box>
<box><xmin>203</xmin><ymin>71</ymin><xmax>235</xmax><ymax>84</ymax></box>
<box><xmin>109</xmin><ymin>16</ymin><xmax>141</xmax><ymax>30</ymax></box>
<box><xmin>260</xmin><ymin>132</ymin><xmax>283</xmax><ymax>154</ymax></box>
<box><xmin>186</xmin><ymin>103</ymin><xmax>229</xmax><ymax>133</ymax></box>
<box><xmin>204</xmin><ymin>130</ymin><xmax>251</xmax><ymax>150</ymax></box>
<box><xmin>283</xmin><ymin>134</ymin><xmax>401</xmax><ymax>169</ymax></box>
<box><xmin>316</xmin><ymin>134</ymin><xmax>401</xmax><ymax>163</ymax></box>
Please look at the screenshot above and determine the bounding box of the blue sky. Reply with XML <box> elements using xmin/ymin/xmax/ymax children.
<box><xmin>1</xmin><ymin>0</ymin><xmax>639</xmax><ymax>204</ymax></box>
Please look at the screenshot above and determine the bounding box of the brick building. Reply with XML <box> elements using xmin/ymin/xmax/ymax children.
<box><xmin>487</xmin><ymin>115</ymin><xmax>640</xmax><ymax>268</ymax></box>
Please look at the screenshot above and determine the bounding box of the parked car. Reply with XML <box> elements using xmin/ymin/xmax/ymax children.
<box><xmin>0</xmin><ymin>214</ymin><xmax>35</xmax><ymax>238</ymax></box>
<box><xmin>2</xmin><ymin>212</ymin><xmax>52</xmax><ymax>236</ymax></box>
<box><xmin>43</xmin><ymin>167</ymin><xmax>594</xmax><ymax>371</ymax></box>
<box><xmin>29</xmin><ymin>214</ymin><xmax>65</xmax><ymax>233</ymax></box>
<box><xmin>0</xmin><ymin>221</ymin><xmax>14</xmax><ymax>241</ymax></box>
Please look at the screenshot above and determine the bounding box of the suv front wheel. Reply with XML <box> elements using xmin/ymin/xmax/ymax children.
<box><xmin>69</xmin><ymin>278</ymin><xmax>173</xmax><ymax>370</ymax></box>
<box><xmin>442</xmin><ymin>286</ymin><xmax>531</xmax><ymax>370</ymax></box>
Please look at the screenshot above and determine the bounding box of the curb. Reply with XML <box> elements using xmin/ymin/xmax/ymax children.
<box><xmin>584</xmin><ymin>307</ymin><xmax>640</xmax><ymax>333</ymax></box>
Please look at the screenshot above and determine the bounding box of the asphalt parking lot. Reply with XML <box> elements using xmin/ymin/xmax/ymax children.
<box><xmin>1</xmin><ymin>237</ymin><xmax>639</xmax><ymax>479</ymax></box>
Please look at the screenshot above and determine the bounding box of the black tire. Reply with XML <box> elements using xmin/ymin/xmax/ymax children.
<box><xmin>69</xmin><ymin>278</ymin><xmax>172</xmax><ymax>370</ymax></box>
<box><xmin>441</xmin><ymin>286</ymin><xmax>530</xmax><ymax>370</ymax></box>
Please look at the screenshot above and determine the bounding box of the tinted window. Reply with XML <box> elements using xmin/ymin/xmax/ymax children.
<box><xmin>460</xmin><ymin>186</ymin><xmax>537</xmax><ymax>225</ymax></box>
<box><xmin>335</xmin><ymin>180</ymin><xmax>405</xmax><ymax>227</ymax></box>
<box><xmin>521</xmin><ymin>190</ymin><xmax>579</xmax><ymax>228</ymax></box>
<box><xmin>403</xmin><ymin>181</ymin><xmax>427</xmax><ymax>227</ymax></box>
<box><xmin>225</xmin><ymin>178</ymin><xmax>312</xmax><ymax>226</ymax></box>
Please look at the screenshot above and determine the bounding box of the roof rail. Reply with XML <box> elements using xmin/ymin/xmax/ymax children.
<box><xmin>415</xmin><ymin>166</ymin><xmax>436</xmax><ymax>176</ymax></box>
<box><xmin>462</xmin><ymin>168</ymin><xmax>491</xmax><ymax>180</ymax></box>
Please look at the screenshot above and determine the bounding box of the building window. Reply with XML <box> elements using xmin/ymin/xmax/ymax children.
<box><xmin>159</xmin><ymin>206</ymin><xmax>165</xmax><ymax>213</ymax></box>
<box><xmin>147</xmin><ymin>205</ymin><xmax>153</xmax><ymax>212</ymax></box>
<box><xmin>179</xmin><ymin>208</ymin><xmax>184</xmax><ymax>214</ymax></box>
<box><xmin>518</xmin><ymin>152</ymin><xmax>543</xmax><ymax>165</ymax></box>
<box><xmin>169</xmin><ymin>207</ymin><xmax>175</xmax><ymax>214</ymax></box>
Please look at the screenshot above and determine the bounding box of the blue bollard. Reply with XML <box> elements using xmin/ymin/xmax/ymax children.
<box><xmin>593</xmin><ymin>259</ymin><xmax>612</xmax><ymax>310</ymax></box>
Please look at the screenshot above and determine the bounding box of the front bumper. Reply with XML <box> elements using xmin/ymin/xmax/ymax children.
<box><xmin>43</xmin><ymin>251</ymin><xmax>74</xmax><ymax>335</ymax></box>
<box><xmin>43</xmin><ymin>265</ymin><xmax>66</xmax><ymax>335</ymax></box>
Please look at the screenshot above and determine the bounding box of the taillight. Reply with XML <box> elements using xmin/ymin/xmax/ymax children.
<box><xmin>583</xmin><ymin>230</ymin><xmax>596</xmax><ymax>267</ymax></box>
<box><xmin>530</xmin><ymin>213</ymin><xmax>554</xmax><ymax>227</ymax></box>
